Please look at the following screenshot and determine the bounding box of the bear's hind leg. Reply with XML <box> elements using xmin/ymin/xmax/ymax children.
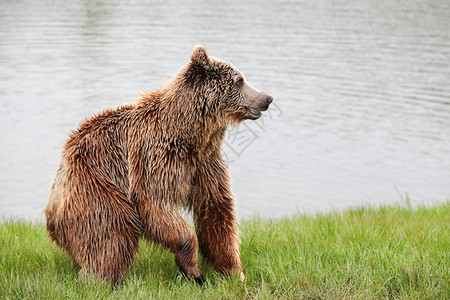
<box><xmin>61</xmin><ymin>176</ymin><xmax>141</xmax><ymax>285</ymax></box>
<box><xmin>78</xmin><ymin>230</ymin><xmax>139</xmax><ymax>285</ymax></box>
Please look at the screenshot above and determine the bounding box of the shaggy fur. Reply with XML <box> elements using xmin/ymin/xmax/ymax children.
<box><xmin>45</xmin><ymin>46</ymin><xmax>273</xmax><ymax>285</ymax></box>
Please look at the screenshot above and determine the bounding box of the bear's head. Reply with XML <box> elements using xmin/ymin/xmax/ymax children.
<box><xmin>183</xmin><ymin>46</ymin><xmax>273</xmax><ymax>124</ymax></box>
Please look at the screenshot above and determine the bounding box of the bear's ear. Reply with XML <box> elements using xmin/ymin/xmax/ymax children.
<box><xmin>190</xmin><ymin>45</ymin><xmax>209</xmax><ymax>67</ymax></box>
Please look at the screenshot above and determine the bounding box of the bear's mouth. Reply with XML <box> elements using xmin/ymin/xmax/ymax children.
<box><xmin>246</xmin><ymin>107</ymin><xmax>262</xmax><ymax>119</ymax></box>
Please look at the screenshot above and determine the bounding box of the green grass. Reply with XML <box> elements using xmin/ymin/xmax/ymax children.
<box><xmin>1</xmin><ymin>203</ymin><xmax>449</xmax><ymax>299</ymax></box>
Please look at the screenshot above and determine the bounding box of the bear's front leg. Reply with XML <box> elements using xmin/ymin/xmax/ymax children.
<box><xmin>192</xmin><ymin>153</ymin><xmax>244</xmax><ymax>281</ymax></box>
<box><xmin>137</xmin><ymin>200</ymin><xmax>203</xmax><ymax>284</ymax></box>
<box><xmin>129</xmin><ymin>146</ymin><xmax>204</xmax><ymax>283</ymax></box>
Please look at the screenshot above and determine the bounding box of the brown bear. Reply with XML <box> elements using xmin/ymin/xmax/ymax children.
<box><xmin>44</xmin><ymin>46</ymin><xmax>273</xmax><ymax>285</ymax></box>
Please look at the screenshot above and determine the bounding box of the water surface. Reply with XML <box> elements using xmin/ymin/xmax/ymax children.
<box><xmin>1</xmin><ymin>0</ymin><xmax>449</xmax><ymax>220</ymax></box>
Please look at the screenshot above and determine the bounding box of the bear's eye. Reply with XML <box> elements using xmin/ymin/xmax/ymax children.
<box><xmin>236</xmin><ymin>78</ymin><xmax>244</xmax><ymax>88</ymax></box>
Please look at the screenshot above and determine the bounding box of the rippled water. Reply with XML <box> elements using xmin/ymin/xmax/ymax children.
<box><xmin>1</xmin><ymin>0</ymin><xmax>449</xmax><ymax>220</ymax></box>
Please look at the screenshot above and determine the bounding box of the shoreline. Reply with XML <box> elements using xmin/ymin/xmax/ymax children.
<box><xmin>1</xmin><ymin>202</ymin><xmax>448</xmax><ymax>299</ymax></box>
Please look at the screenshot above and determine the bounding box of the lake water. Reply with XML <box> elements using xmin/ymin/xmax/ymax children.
<box><xmin>1</xmin><ymin>0</ymin><xmax>449</xmax><ymax>220</ymax></box>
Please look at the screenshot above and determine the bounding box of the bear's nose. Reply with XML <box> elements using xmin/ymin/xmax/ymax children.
<box><xmin>266</xmin><ymin>96</ymin><xmax>273</xmax><ymax>105</ymax></box>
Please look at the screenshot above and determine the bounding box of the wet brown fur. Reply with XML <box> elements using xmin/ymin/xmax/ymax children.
<box><xmin>44</xmin><ymin>46</ymin><xmax>272</xmax><ymax>285</ymax></box>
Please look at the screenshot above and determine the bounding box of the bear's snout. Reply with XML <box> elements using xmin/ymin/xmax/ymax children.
<box><xmin>258</xmin><ymin>92</ymin><xmax>272</xmax><ymax>111</ymax></box>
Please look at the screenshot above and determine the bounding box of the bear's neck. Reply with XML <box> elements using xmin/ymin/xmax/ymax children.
<box><xmin>136</xmin><ymin>89</ymin><xmax>228</xmax><ymax>157</ymax></box>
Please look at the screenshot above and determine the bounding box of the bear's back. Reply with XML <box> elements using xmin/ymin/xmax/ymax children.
<box><xmin>63</xmin><ymin>104</ymin><xmax>135</xmax><ymax>193</ymax></box>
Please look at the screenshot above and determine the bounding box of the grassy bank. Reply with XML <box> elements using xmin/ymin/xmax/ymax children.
<box><xmin>1</xmin><ymin>203</ymin><xmax>448</xmax><ymax>299</ymax></box>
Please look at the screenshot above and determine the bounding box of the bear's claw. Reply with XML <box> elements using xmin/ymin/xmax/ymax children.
<box><xmin>194</xmin><ymin>273</ymin><xmax>205</xmax><ymax>286</ymax></box>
